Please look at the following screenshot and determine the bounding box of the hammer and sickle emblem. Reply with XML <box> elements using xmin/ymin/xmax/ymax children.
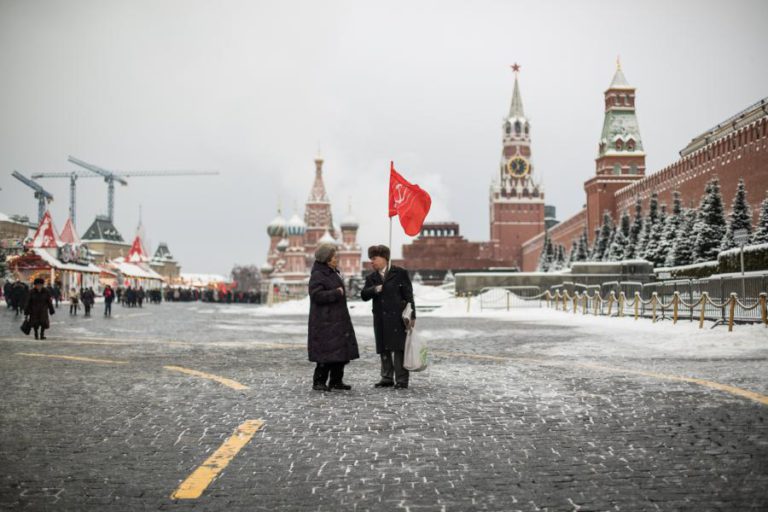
<box><xmin>393</xmin><ymin>183</ymin><xmax>410</xmax><ymax>207</ymax></box>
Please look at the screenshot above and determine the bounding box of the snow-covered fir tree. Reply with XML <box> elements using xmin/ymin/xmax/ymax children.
<box><xmin>661</xmin><ymin>191</ymin><xmax>683</xmax><ymax>267</ymax></box>
<box><xmin>752</xmin><ymin>191</ymin><xmax>768</xmax><ymax>244</ymax></box>
<box><xmin>550</xmin><ymin>244</ymin><xmax>566</xmax><ymax>272</ymax></box>
<box><xmin>575</xmin><ymin>229</ymin><xmax>589</xmax><ymax>262</ymax></box>
<box><xmin>593</xmin><ymin>211</ymin><xmax>614</xmax><ymax>261</ymax></box>
<box><xmin>644</xmin><ymin>203</ymin><xmax>668</xmax><ymax>266</ymax></box>
<box><xmin>720</xmin><ymin>178</ymin><xmax>752</xmax><ymax>251</ymax></box>
<box><xmin>588</xmin><ymin>228</ymin><xmax>600</xmax><ymax>260</ymax></box>
<box><xmin>692</xmin><ymin>178</ymin><xmax>727</xmax><ymax>262</ymax></box>
<box><xmin>607</xmin><ymin>209</ymin><xmax>631</xmax><ymax>261</ymax></box>
<box><xmin>567</xmin><ymin>239</ymin><xmax>578</xmax><ymax>268</ymax></box>
<box><xmin>537</xmin><ymin>230</ymin><xmax>554</xmax><ymax>272</ymax></box>
<box><xmin>637</xmin><ymin>192</ymin><xmax>659</xmax><ymax>258</ymax></box>
<box><xmin>669</xmin><ymin>208</ymin><xmax>697</xmax><ymax>266</ymax></box>
<box><xmin>625</xmin><ymin>197</ymin><xmax>644</xmax><ymax>259</ymax></box>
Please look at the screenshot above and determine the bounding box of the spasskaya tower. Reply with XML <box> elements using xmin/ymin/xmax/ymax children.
<box><xmin>489</xmin><ymin>64</ymin><xmax>546</xmax><ymax>268</ymax></box>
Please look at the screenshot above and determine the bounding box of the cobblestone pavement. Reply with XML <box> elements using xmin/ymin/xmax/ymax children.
<box><xmin>1</xmin><ymin>302</ymin><xmax>767</xmax><ymax>511</ymax></box>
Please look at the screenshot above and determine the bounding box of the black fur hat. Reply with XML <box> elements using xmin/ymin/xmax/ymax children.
<box><xmin>33</xmin><ymin>277</ymin><xmax>45</xmax><ymax>285</ymax></box>
<box><xmin>367</xmin><ymin>244</ymin><xmax>390</xmax><ymax>261</ymax></box>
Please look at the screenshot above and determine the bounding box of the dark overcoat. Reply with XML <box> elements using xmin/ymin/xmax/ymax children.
<box><xmin>307</xmin><ymin>262</ymin><xmax>359</xmax><ymax>363</ymax></box>
<box><xmin>25</xmin><ymin>287</ymin><xmax>54</xmax><ymax>329</ymax></box>
<box><xmin>360</xmin><ymin>265</ymin><xmax>416</xmax><ymax>354</ymax></box>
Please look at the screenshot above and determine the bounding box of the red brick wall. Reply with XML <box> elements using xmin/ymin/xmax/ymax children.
<box><xmin>615</xmin><ymin>117</ymin><xmax>768</xmax><ymax>224</ymax></box>
<box><xmin>399</xmin><ymin>236</ymin><xmax>497</xmax><ymax>271</ymax></box>
<box><xmin>490</xmin><ymin>201</ymin><xmax>545</xmax><ymax>268</ymax></box>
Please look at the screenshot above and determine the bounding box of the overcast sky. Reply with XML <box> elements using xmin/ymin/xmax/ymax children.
<box><xmin>1</xmin><ymin>0</ymin><xmax>766</xmax><ymax>275</ymax></box>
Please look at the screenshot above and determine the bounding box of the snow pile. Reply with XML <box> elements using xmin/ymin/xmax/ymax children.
<box><xmin>251</xmin><ymin>283</ymin><xmax>455</xmax><ymax>317</ymax></box>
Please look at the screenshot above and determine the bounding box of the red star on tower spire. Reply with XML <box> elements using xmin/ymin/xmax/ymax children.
<box><xmin>511</xmin><ymin>63</ymin><xmax>521</xmax><ymax>74</ymax></box>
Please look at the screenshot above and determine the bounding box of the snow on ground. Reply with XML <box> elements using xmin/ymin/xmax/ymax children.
<box><xmin>245</xmin><ymin>285</ymin><xmax>768</xmax><ymax>360</ymax></box>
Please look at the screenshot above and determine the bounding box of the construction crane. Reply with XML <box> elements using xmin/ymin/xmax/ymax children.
<box><xmin>30</xmin><ymin>156</ymin><xmax>218</xmax><ymax>227</ymax></box>
<box><xmin>11</xmin><ymin>171</ymin><xmax>54</xmax><ymax>224</ymax></box>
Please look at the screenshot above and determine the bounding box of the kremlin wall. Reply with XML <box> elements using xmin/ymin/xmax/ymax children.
<box><xmin>394</xmin><ymin>63</ymin><xmax>768</xmax><ymax>278</ymax></box>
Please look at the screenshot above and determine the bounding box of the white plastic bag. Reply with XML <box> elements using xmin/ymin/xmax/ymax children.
<box><xmin>404</xmin><ymin>328</ymin><xmax>428</xmax><ymax>372</ymax></box>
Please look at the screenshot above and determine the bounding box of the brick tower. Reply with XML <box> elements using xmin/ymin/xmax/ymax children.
<box><xmin>584</xmin><ymin>60</ymin><xmax>646</xmax><ymax>239</ymax></box>
<box><xmin>304</xmin><ymin>156</ymin><xmax>336</xmax><ymax>258</ymax></box>
<box><xmin>489</xmin><ymin>64</ymin><xmax>545</xmax><ymax>268</ymax></box>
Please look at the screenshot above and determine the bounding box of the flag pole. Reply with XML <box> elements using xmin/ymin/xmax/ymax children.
<box><xmin>388</xmin><ymin>216</ymin><xmax>392</xmax><ymax>272</ymax></box>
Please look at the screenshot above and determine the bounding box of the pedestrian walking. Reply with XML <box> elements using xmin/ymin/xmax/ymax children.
<box><xmin>307</xmin><ymin>243</ymin><xmax>359</xmax><ymax>391</ymax></box>
<box><xmin>69</xmin><ymin>288</ymin><xmax>79</xmax><ymax>315</ymax></box>
<box><xmin>82</xmin><ymin>287</ymin><xmax>94</xmax><ymax>317</ymax></box>
<box><xmin>138</xmin><ymin>287</ymin><xmax>145</xmax><ymax>308</ymax></box>
<box><xmin>52</xmin><ymin>282</ymin><xmax>61</xmax><ymax>308</ymax></box>
<box><xmin>11</xmin><ymin>279</ymin><xmax>28</xmax><ymax>316</ymax></box>
<box><xmin>3</xmin><ymin>280</ymin><xmax>11</xmax><ymax>309</ymax></box>
<box><xmin>24</xmin><ymin>278</ymin><xmax>54</xmax><ymax>340</ymax></box>
<box><xmin>103</xmin><ymin>285</ymin><xmax>114</xmax><ymax>317</ymax></box>
<box><xmin>361</xmin><ymin>245</ymin><xmax>416</xmax><ymax>389</ymax></box>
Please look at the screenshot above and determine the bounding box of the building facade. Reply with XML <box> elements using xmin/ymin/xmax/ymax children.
<box><xmin>489</xmin><ymin>65</ymin><xmax>546</xmax><ymax>267</ymax></box>
<box><xmin>261</xmin><ymin>157</ymin><xmax>362</xmax><ymax>294</ymax></box>
<box><xmin>521</xmin><ymin>77</ymin><xmax>768</xmax><ymax>271</ymax></box>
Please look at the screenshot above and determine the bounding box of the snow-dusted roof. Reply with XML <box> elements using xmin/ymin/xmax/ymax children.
<box><xmin>111</xmin><ymin>258</ymin><xmax>164</xmax><ymax>280</ymax></box>
<box><xmin>32</xmin><ymin>248</ymin><xmax>102</xmax><ymax>273</ymax></box>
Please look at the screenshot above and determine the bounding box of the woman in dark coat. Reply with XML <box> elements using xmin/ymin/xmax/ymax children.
<box><xmin>25</xmin><ymin>278</ymin><xmax>54</xmax><ymax>340</ymax></box>
<box><xmin>307</xmin><ymin>243</ymin><xmax>359</xmax><ymax>391</ymax></box>
<box><xmin>360</xmin><ymin>245</ymin><xmax>416</xmax><ymax>389</ymax></box>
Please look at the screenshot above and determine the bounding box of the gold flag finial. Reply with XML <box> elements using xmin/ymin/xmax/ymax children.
<box><xmin>616</xmin><ymin>55</ymin><xmax>622</xmax><ymax>70</ymax></box>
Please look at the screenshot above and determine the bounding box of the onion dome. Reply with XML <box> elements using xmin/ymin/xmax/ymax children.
<box><xmin>276</xmin><ymin>238</ymin><xmax>289</xmax><ymax>252</ymax></box>
<box><xmin>318</xmin><ymin>230</ymin><xmax>339</xmax><ymax>246</ymax></box>
<box><xmin>341</xmin><ymin>212</ymin><xmax>359</xmax><ymax>230</ymax></box>
<box><xmin>267</xmin><ymin>212</ymin><xmax>286</xmax><ymax>237</ymax></box>
<box><xmin>260</xmin><ymin>262</ymin><xmax>274</xmax><ymax>274</ymax></box>
<box><xmin>286</xmin><ymin>213</ymin><xmax>306</xmax><ymax>236</ymax></box>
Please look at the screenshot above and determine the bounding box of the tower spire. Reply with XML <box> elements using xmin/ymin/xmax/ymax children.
<box><xmin>508</xmin><ymin>63</ymin><xmax>524</xmax><ymax>118</ymax></box>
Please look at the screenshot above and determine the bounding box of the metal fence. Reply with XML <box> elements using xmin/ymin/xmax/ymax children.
<box><xmin>544</xmin><ymin>272</ymin><xmax>768</xmax><ymax>327</ymax></box>
<box><xmin>479</xmin><ymin>286</ymin><xmax>546</xmax><ymax>311</ymax></box>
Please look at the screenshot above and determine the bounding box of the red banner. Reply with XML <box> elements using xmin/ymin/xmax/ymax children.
<box><xmin>388</xmin><ymin>161</ymin><xmax>431</xmax><ymax>236</ymax></box>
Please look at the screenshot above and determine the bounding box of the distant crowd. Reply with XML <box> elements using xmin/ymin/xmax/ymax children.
<box><xmin>2</xmin><ymin>280</ymin><xmax>262</xmax><ymax>317</ymax></box>
<box><xmin>163</xmin><ymin>287</ymin><xmax>261</xmax><ymax>304</ymax></box>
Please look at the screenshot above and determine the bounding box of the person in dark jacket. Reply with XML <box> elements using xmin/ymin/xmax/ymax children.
<box><xmin>25</xmin><ymin>278</ymin><xmax>54</xmax><ymax>340</ymax></box>
<box><xmin>12</xmin><ymin>279</ymin><xmax>29</xmax><ymax>316</ymax></box>
<box><xmin>307</xmin><ymin>243</ymin><xmax>359</xmax><ymax>391</ymax></box>
<box><xmin>103</xmin><ymin>285</ymin><xmax>114</xmax><ymax>317</ymax></box>
<box><xmin>361</xmin><ymin>245</ymin><xmax>416</xmax><ymax>389</ymax></box>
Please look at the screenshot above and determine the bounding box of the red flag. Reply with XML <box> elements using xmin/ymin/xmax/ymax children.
<box><xmin>388</xmin><ymin>161</ymin><xmax>431</xmax><ymax>236</ymax></box>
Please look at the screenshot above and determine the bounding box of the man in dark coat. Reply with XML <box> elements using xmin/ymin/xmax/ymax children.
<box><xmin>361</xmin><ymin>245</ymin><xmax>416</xmax><ymax>389</ymax></box>
<box><xmin>103</xmin><ymin>284</ymin><xmax>115</xmax><ymax>317</ymax></box>
<box><xmin>25</xmin><ymin>278</ymin><xmax>54</xmax><ymax>340</ymax></box>
<box><xmin>12</xmin><ymin>280</ymin><xmax>29</xmax><ymax>316</ymax></box>
<box><xmin>307</xmin><ymin>244</ymin><xmax>359</xmax><ymax>391</ymax></box>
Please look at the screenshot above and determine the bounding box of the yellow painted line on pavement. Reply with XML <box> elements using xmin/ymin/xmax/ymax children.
<box><xmin>16</xmin><ymin>352</ymin><xmax>129</xmax><ymax>364</ymax></box>
<box><xmin>577</xmin><ymin>363</ymin><xmax>768</xmax><ymax>406</ymax></box>
<box><xmin>171</xmin><ymin>419</ymin><xmax>264</xmax><ymax>500</ymax></box>
<box><xmin>164</xmin><ymin>365</ymin><xmax>248</xmax><ymax>390</ymax></box>
<box><xmin>434</xmin><ymin>350</ymin><xmax>768</xmax><ymax>407</ymax></box>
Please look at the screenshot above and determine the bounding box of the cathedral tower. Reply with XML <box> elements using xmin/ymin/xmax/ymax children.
<box><xmin>489</xmin><ymin>64</ymin><xmax>545</xmax><ymax>268</ymax></box>
<box><xmin>584</xmin><ymin>60</ymin><xmax>646</xmax><ymax>239</ymax></box>
<box><xmin>304</xmin><ymin>157</ymin><xmax>336</xmax><ymax>257</ymax></box>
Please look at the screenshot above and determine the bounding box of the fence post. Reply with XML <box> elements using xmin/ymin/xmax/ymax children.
<box><xmin>699</xmin><ymin>293</ymin><xmax>707</xmax><ymax>329</ymax></box>
<box><xmin>720</xmin><ymin>279</ymin><xmax>726</xmax><ymax>323</ymax></box>
<box><xmin>652</xmin><ymin>293</ymin><xmax>657</xmax><ymax>323</ymax></box>
<box><xmin>594</xmin><ymin>292</ymin><xmax>599</xmax><ymax>316</ymax></box>
<box><xmin>607</xmin><ymin>292</ymin><xmax>614</xmax><ymax>316</ymax></box>
<box><xmin>728</xmin><ymin>293</ymin><xmax>737</xmax><ymax>332</ymax></box>
<box><xmin>562</xmin><ymin>291</ymin><xmax>568</xmax><ymax>312</ymax></box>
<box><xmin>506</xmin><ymin>291</ymin><xmax>510</xmax><ymax>312</ymax></box>
<box><xmin>761</xmin><ymin>293</ymin><xmax>768</xmax><ymax>327</ymax></box>
<box><xmin>619</xmin><ymin>292</ymin><xmax>624</xmax><ymax>317</ymax></box>
<box><xmin>467</xmin><ymin>292</ymin><xmax>471</xmax><ymax>313</ymax></box>
<box><xmin>573</xmin><ymin>294</ymin><xmax>578</xmax><ymax>315</ymax></box>
<box><xmin>583</xmin><ymin>294</ymin><xmax>588</xmax><ymax>315</ymax></box>
<box><xmin>673</xmin><ymin>292</ymin><xmax>679</xmax><ymax>325</ymax></box>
